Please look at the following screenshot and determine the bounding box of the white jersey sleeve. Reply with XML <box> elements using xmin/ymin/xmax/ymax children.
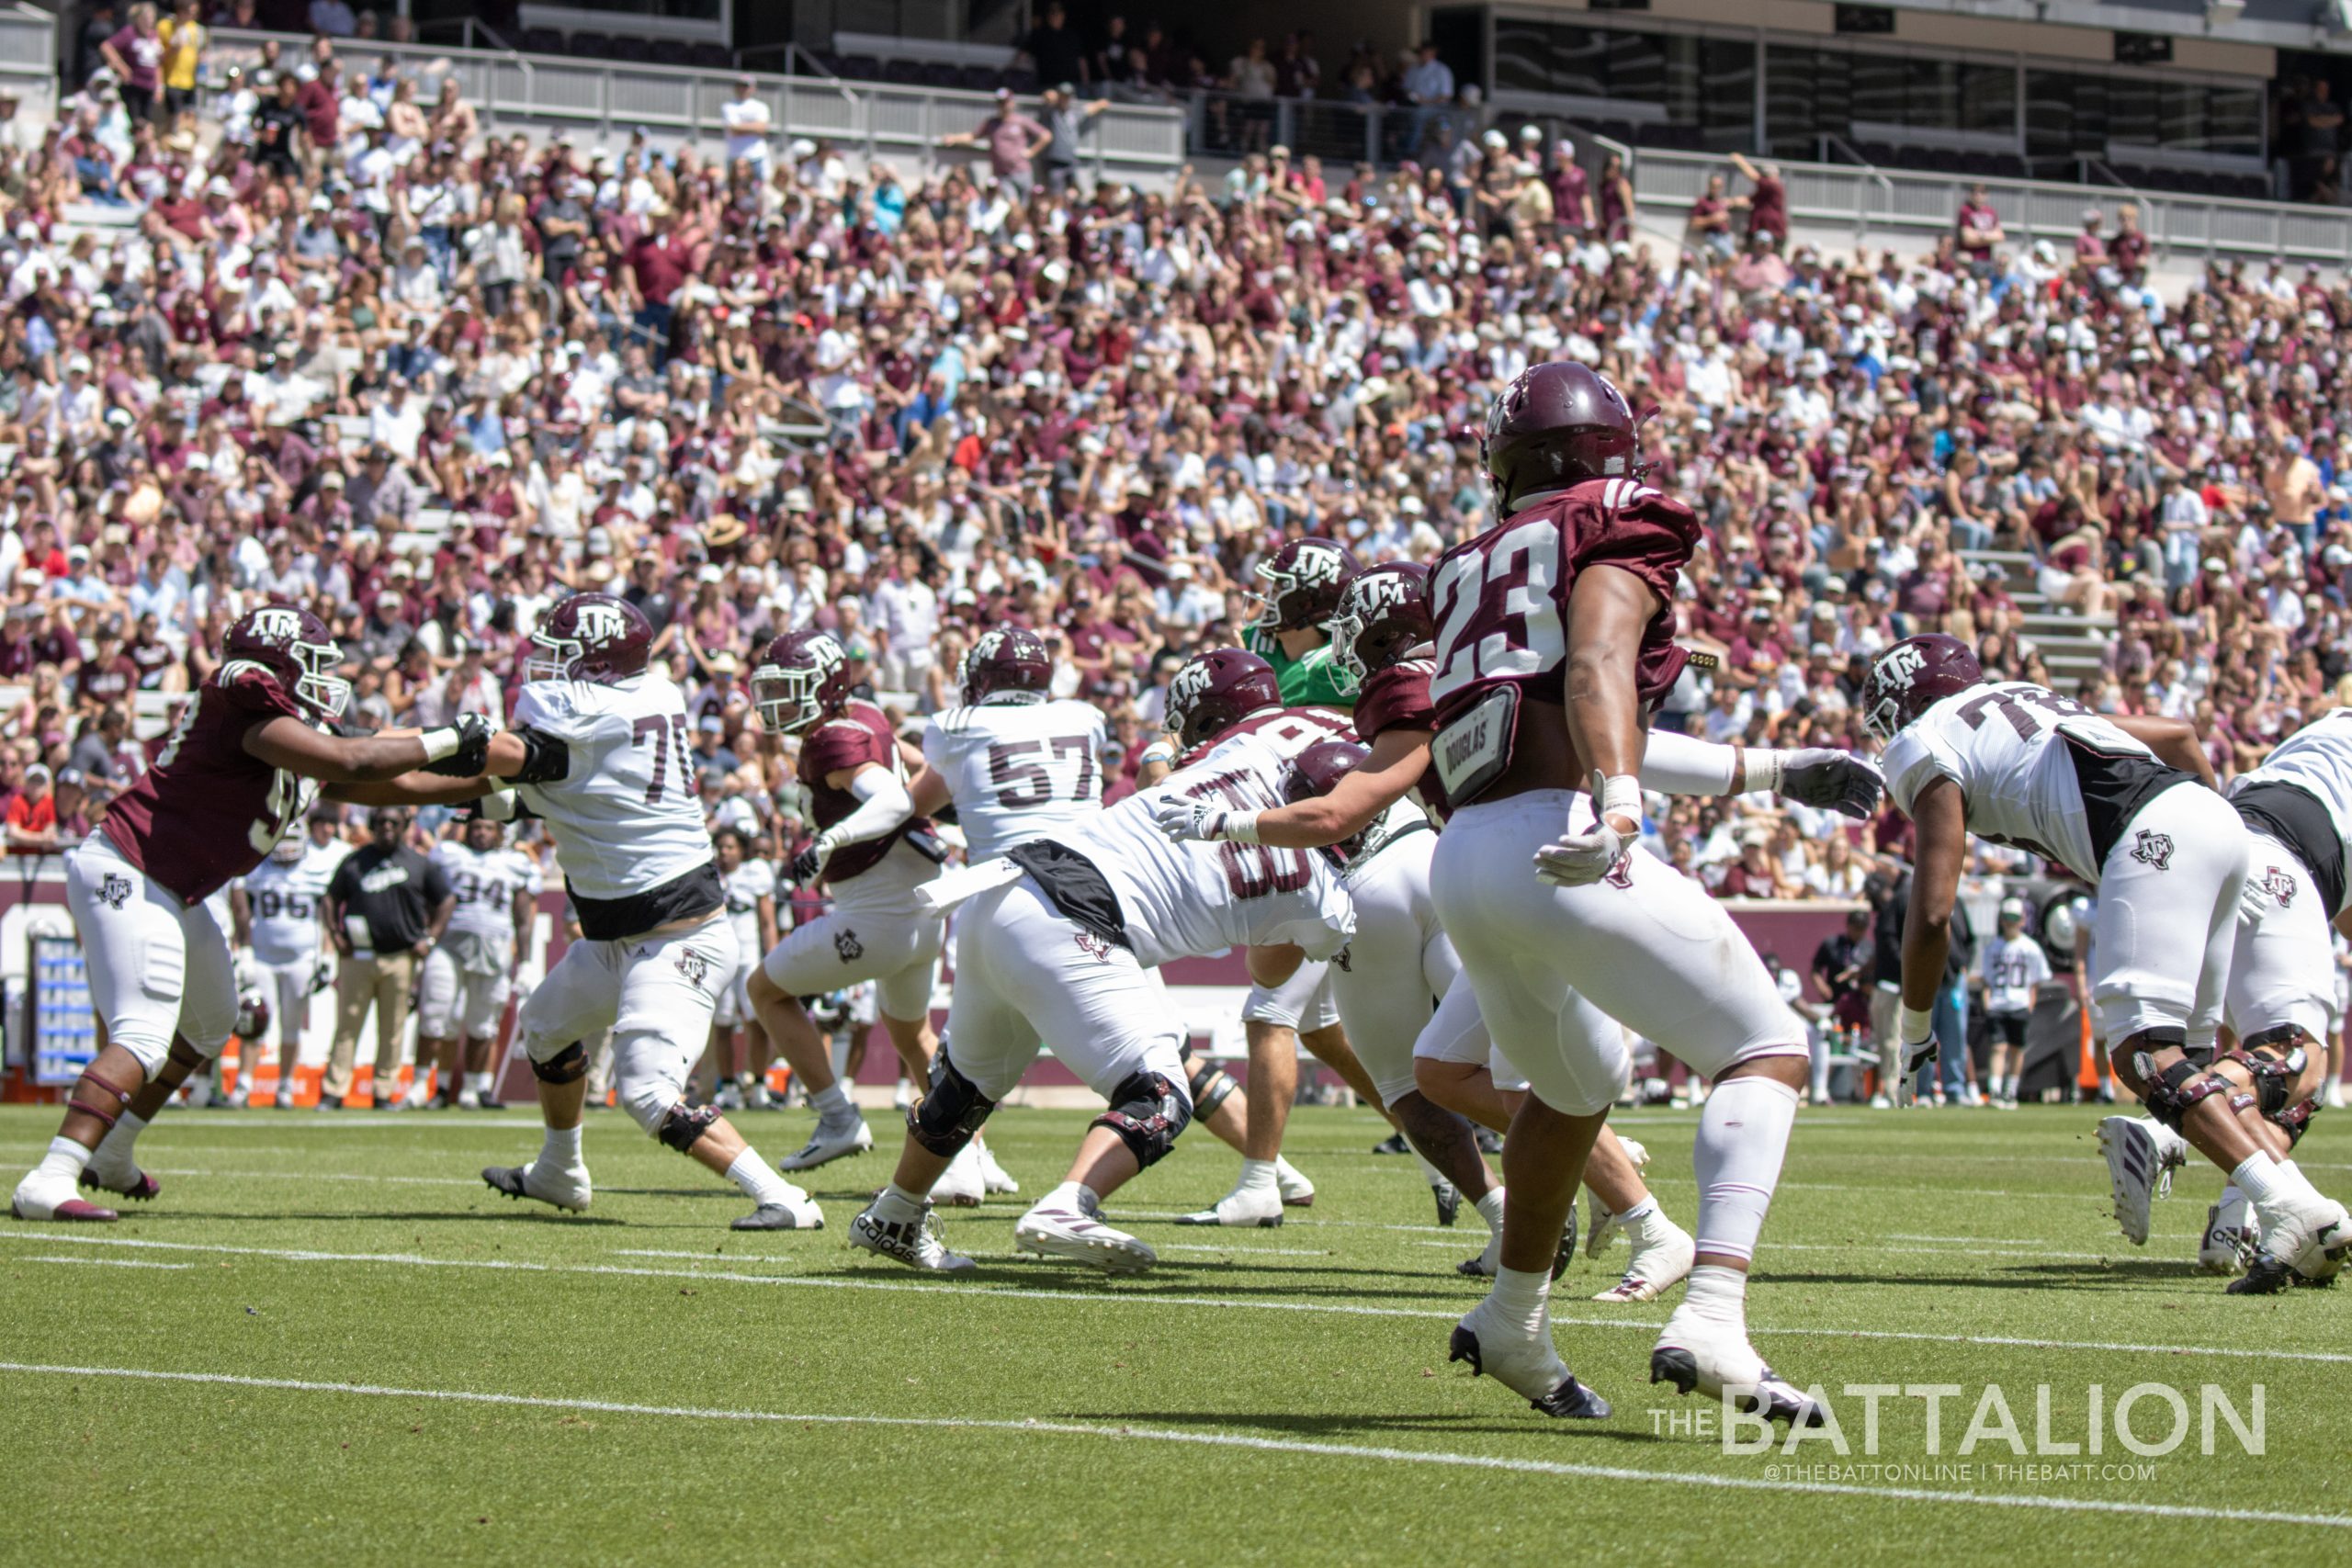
<box><xmin>512</xmin><ymin>672</ymin><xmax>716</xmax><ymax>902</ymax></box>
<box><xmin>1062</xmin><ymin>727</ymin><xmax>1354</xmax><ymax>968</ymax></box>
<box><xmin>723</xmin><ymin>858</ymin><xmax>776</xmax><ymax>947</ymax></box>
<box><xmin>922</xmin><ymin>697</ymin><xmax>1108</xmax><ymax>861</ymax></box>
<box><xmin>1884</xmin><ymin>682</ymin><xmax>2162</xmax><ymax>878</ymax></box>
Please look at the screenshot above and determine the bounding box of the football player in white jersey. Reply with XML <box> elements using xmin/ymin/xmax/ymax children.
<box><xmin>849</xmin><ymin>647</ymin><xmax>1357</xmax><ymax>1276</ymax></box>
<box><xmin>465</xmin><ymin>594</ymin><xmax>822</xmax><ymax>1231</ymax></box>
<box><xmin>2150</xmin><ymin>709</ymin><xmax>2352</xmax><ymax>1278</ymax></box>
<box><xmin>230</xmin><ymin>817</ymin><xmax>340</xmax><ymax>1109</ymax></box>
<box><xmin>707</xmin><ymin>827</ymin><xmax>780</xmax><ymax>1110</ymax></box>
<box><xmin>416</xmin><ymin>817</ymin><xmax>540</xmax><ymax>1110</ymax></box>
<box><xmin>1867</xmin><ymin>634</ymin><xmax>2349</xmax><ymax>1292</ymax></box>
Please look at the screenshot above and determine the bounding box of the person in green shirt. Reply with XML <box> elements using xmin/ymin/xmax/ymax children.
<box><xmin>1242</xmin><ymin>537</ymin><xmax>1360</xmax><ymax>710</ymax></box>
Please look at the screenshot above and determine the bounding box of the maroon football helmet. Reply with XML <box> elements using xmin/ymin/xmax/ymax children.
<box><xmin>1861</xmin><ymin>634</ymin><xmax>1984</xmax><ymax>743</ymax></box>
<box><xmin>753</xmin><ymin>628</ymin><xmax>854</xmax><ymax>736</ymax></box>
<box><xmin>1163</xmin><ymin>648</ymin><xmax>1282</xmax><ymax>750</ymax></box>
<box><xmin>1329</xmin><ymin>562</ymin><xmax>1433</xmax><ymax>694</ymax></box>
<box><xmin>1484</xmin><ymin>361</ymin><xmax>1642</xmax><ymax>513</ymax></box>
<box><xmin>528</xmin><ymin>592</ymin><xmax>653</xmax><ymax>685</ymax></box>
<box><xmin>1251</xmin><ymin>537</ymin><xmax>1360</xmax><ymax>632</ymax></box>
<box><xmin>223</xmin><ymin>604</ymin><xmax>349</xmax><ymax>723</ymax></box>
<box><xmin>961</xmin><ymin>626</ymin><xmax>1054</xmax><ymax>705</ymax></box>
<box><xmin>1283</xmin><ymin>739</ymin><xmax>1373</xmax><ymax>861</ymax></box>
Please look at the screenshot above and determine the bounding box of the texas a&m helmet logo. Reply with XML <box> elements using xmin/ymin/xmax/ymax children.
<box><xmin>571</xmin><ymin>602</ymin><xmax>632</xmax><ymax>646</ymax></box>
<box><xmin>247</xmin><ymin>607</ymin><xmax>301</xmax><ymax>644</ymax></box>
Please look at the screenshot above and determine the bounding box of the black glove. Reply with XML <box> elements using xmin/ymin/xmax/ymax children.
<box><xmin>787</xmin><ymin>838</ymin><xmax>832</xmax><ymax>886</ymax></box>
<box><xmin>422</xmin><ymin>714</ymin><xmax>496</xmax><ymax>777</ymax></box>
<box><xmin>1780</xmin><ymin>749</ymin><xmax>1883</xmax><ymax>820</ymax></box>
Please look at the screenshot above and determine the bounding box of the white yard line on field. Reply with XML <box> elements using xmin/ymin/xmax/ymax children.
<box><xmin>17</xmin><ymin>1256</ymin><xmax>192</xmax><ymax>1269</ymax></box>
<box><xmin>6</xmin><ymin>1229</ymin><xmax>2350</xmax><ymax>1367</ymax></box>
<box><xmin>0</xmin><ymin>1360</ymin><xmax>2336</xmax><ymax>1529</ymax></box>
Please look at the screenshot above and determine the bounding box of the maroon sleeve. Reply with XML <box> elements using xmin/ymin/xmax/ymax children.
<box><xmin>1354</xmin><ymin>660</ymin><xmax>1436</xmax><ymax>743</ymax></box>
<box><xmin>1571</xmin><ymin>486</ymin><xmax>1699</xmax><ymax>608</ymax></box>
<box><xmin>800</xmin><ymin>716</ymin><xmax>884</xmax><ymax>782</ymax></box>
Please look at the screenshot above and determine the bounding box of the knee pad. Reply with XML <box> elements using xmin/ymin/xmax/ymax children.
<box><xmin>67</xmin><ymin>1063</ymin><xmax>141</xmax><ymax>1127</ymax></box>
<box><xmin>2276</xmin><ymin>1097</ymin><xmax>2321</xmax><ymax>1148</ymax></box>
<box><xmin>908</xmin><ymin>1050</ymin><xmax>995</xmax><ymax>1158</ymax></box>
<box><xmin>658</xmin><ymin>1102</ymin><xmax>721</xmax><ymax>1154</ymax></box>
<box><xmin>2132</xmin><ymin>1044</ymin><xmax>2233</xmax><ymax>1133</ymax></box>
<box><xmin>1089</xmin><ymin>1070</ymin><xmax>1192</xmax><ymax>1169</ymax></box>
<box><xmin>2222</xmin><ymin>1036</ymin><xmax>2308</xmax><ymax>1119</ymax></box>
<box><xmin>531</xmin><ymin>1041</ymin><xmax>588</xmax><ymax>1085</ymax></box>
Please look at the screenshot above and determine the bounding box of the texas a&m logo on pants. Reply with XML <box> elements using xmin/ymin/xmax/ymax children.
<box><xmin>96</xmin><ymin>873</ymin><xmax>133</xmax><ymax>910</ymax></box>
<box><xmin>2130</xmin><ymin>829</ymin><xmax>2174</xmax><ymax>871</ymax></box>
<box><xmin>2259</xmin><ymin>865</ymin><xmax>2298</xmax><ymax>908</ymax></box>
<box><xmin>673</xmin><ymin>947</ymin><xmax>712</xmax><ymax>990</ymax></box>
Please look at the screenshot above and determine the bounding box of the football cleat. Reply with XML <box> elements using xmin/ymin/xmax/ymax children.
<box><xmin>2198</xmin><ymin>1190</ymin><xmax>2259</xmax><ymax>1277</ymax></box>
<box><xmin>714</xmin><ymin>1082</ymin><xmax>746</xmax><ymax>1112</ymax></box>
<box><xmin>1431</xmin><ymin>1178</ymin><xmax>1460</xmax><ymax>1227</ymax></box>
<box><xmin>1457</xmin><ymin>1212</ymin><xmax>1576</xmax><ymax>1281</ymax></box>
<box><xmin>932</xmin><ymin>1143</ymin><xmax>987</xmax><ymax>1209</ymax></box>
<box><xmin>975</xmin><ymin>1138</ymin><xmax>1020</xmax><ymax>1195</ymax></box>
<box><xmin>1371</xmin><ymin>1131</ymin><xmax>1410</xmax><ymax>1155</ymax></box>
<box><xmin>10</xmin><ymin>1171</ymin><xmax>118</xmax><ymax>1223</ymax></box>
<box><xmin>730</xmin><ymin>1189</ymin><xmax>825</xmax><ymax>1231</ymax></box>
<box><xmin>2229</xmin><ymin>1199</ymin><xmax>2350</xmax><ymax>1295</ymax></box>
<box><xmin>2097</xmin><ymin>1115</ymin><xmax>2176</xmax><ymax>1246</ymax></box>
<box><xmin>481</xmin><ymin>1162</ymin><xmax>592</xmax><ymax>1213</ymax></box>
<box><xmin>1275</xmin><ymin>1157</ymin><xmax>1316</xmax><ymax>1208</ymax></box>
<box><xmin>274</xmin><ymin>1090</ymin><xmax>297</xmax><ymax>1110</ymax></box>
<box><xmin>1650</xmin><ymin>1314</ymin><xmax>1822</xmax><ymax>1427</ymax></box>
<box><xmin>849</xmin><ymin>1201</ymin><xmax>975</xmax><ymax>1272</ymax></box>
<box><xmin>1594</xmin><ymin>1212</ymin><xmax>1696</xmax><ymax>1303</ymax></box>
<box><xmin>1014</xmin><ymin>1192</ymin><xmax>1156</xmax><ymax>1275</ymax></box>
<box><xmin>777</xmin><ymin>1114</ymin><xmax>874</xmax><ymax>1172</ymax></box>
<box><xmin>1173</xmin><ymin>1181</ymin><xmax>1284</xmax><ymax>1228</ymax></box>
<box><xmin>1475</xmin><ymin>1125</ymin><xmax>1504</xmax><ymax>1155</ymax></box>
<box><xmin>1447</xmin><ymin>1296</ymin><xmax>1610</xmax><ymax>1418</ymax></box>
<box><xmin>77</xmin><ymin>1166</ymin><xmax>161</xmax><ymax>1203</ymax></box>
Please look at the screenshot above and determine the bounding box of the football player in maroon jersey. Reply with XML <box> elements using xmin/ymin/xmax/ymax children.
<box><xmin>1411</xmin><ymin>362</ymin><xmax>1827</xmax><ymax>1420</ymax></box>
<box><xmin>12</xmin><ymin>606</ymin><xmax>498</xmax><ymax>1222</ymax></box>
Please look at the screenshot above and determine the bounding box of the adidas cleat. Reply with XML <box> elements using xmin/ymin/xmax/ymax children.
<box><xmin>1594</xmin><ymin>1212</ymin><xmax>1695</xmax><ymax>1303</ymax></box>
<box><xmin>1431</xmin><ymin>1178</ymin><xmax>1460</xmax><ymax>1227</ymax></box>
<box><xmin>777</xmin><ymin>1115</ymin><xmax>874</xmax><ymax>1173</ymax></box>
<box><xmin>481</xmin><ymin>1162</ymin><xmax>592</xmax><ymax>1213</ymax></box>
<box><xmin>2230</xmin><ymin>1201</ymin><xmax>2350</xmax><ymax>1295</ymax></box>
<box><xmin>1650</xmin><ymin>1316</ymin><xmax>1821</xmax><ymax>1427</ymax></box>
<box><xmin>849</xmin><ymin>1201</ymin><xmax>974</xmax><ymax>1272</ymax></box>
<box><xmin>2198</xmin><ymin>1189</ymin><xmax>2258</xmax><ymax>1277</ymax></box>
<box><xmin>10</xmin><ymin>1170</ymin><xmax>117</xmax><ymax>1222</ymax></box>
<box><xmin>2097</xmin><ymin>1115</ymin><xmax>2172</xmax><ymax>1246</ymax></box>
<box><xmin>1447</xmin><ymin>1296</ymin><xmax>1610</xmax><ymax>1418</ymax></box>
<box><xmin>79</xmin><ymin>1166</ymin><xmax>160</xmax><ymax>1203</ymax></box>
<box><xmin>1014</xmin><ymin>1194</ymin><xmax>1156</xmax><ymax>1275</ymax></box>
<box><xmin>730</xmin><ymin>1185</ymin><xmax>824</xmax><ymax>1231</ymax></box>
<box><xmin>1371</xmin><ymin>1132</ymin><xmax>1410</xmax><ymax>1155</ymax></box>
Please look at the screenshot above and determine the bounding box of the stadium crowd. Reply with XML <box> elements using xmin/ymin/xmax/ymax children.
<box><xmin>5</xmin><ymin>24</ymin><xmax>2352</xmax><ymax>925</ymax></box>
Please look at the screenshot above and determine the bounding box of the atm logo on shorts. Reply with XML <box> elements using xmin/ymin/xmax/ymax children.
<box><xmin>2261</xmin><ymin>865</ymin><xmax>2298</xmax><ymax>908</ymax></box>
<box><xmin>2130</xmin><ymin>830</ymin><xmax>2174</xmax><ymax>871</ymax></box>
<box><xmin>834</xmin><ymin>929</ymin><xmax>864</xmax><ymax>963</ymax></box>
<box><xmin>673</xmin><ymin>948</ymin><xmax>711</xmax><ymax>990</ymax></box>
<box><xmin>1604</xmin><ymin>856</ymin><xmax>1635</xmax><ymax>890</ymax></box>
<box><xmin>96</xmin><ymin>873</ymin><xmax>132</xmax><ymax>910</ymax></box>
<box><xmin>1073</xmin><ymin>930</ymin><xmax>1114</xmax><ymax>964</ymax></box>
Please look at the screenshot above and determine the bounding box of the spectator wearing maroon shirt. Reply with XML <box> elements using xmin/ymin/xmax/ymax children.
<box><xmin>98</xmin><ymin>2</ymin><xmax>164</xmax><ymax>121</ymax></box>
<box><xmin>2110</xmin><ymin>202</ymin><xmax>2149</xmax><ymax>277</ymax></box>
<box><xmin>1954</xmin><ymin>183</ymin><xmax>2005</xmax><ymax>272</ymax></box>
<box><xmin>296</xmin><ymin>62</ymin><xmax>340</xmax><ymax>169</ymax></box>
<box><xmin>1730</xmin><ymin>151</ymin><xmax>1786</xmax><ymax>246</ymax></box>
<box><xmin>627</xmin><ymin>229</ymin><xmax>692</xmax><ymax>360</ymax></box>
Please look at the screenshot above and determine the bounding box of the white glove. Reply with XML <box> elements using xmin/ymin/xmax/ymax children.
<box><xmin>474</xmin><ymin>788</ymin><xmax>519</xmax><ymax>823</ymax></box>
<box><xmin>1532</xmin><ymin>817</ymin><xmax>1634</xmax><ymax>887</ymax></box>
<box><xmin>2239</xmin><ymin>870</ymin><xmax>2279</xmax><ymax>926</ymax></box>
<box><xmin>1151</xmin><ymin>795</ymin><xmax>1257</xmax><ymax>843</ymax></box>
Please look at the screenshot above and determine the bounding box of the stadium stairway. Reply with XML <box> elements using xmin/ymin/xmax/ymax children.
<box><xmin>1960</xmin><ymin>547</ymin><xmax>2114</xmax><ymax>687</ymax></box>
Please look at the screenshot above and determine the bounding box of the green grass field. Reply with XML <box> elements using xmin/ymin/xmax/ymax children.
<box><xmin>1</xmin><ymin>1100</ymin><xmax>2346</xmax><ymax>1566</ymax></box>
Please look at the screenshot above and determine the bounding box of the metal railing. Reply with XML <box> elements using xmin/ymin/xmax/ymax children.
<box><xmin>203</xmin><ymin>28</ymin><xmax>1184</xmax><ymax>178</ymax></box>
<box><xmin>1625</xmin><ymin>144</ymin><xmax>2352</xmax><ymax>265</ymax></box>
<box><xmin>1184</xmin><ymin>88</ymin><xmax>1477</xmax><ymax>170</ymax></box>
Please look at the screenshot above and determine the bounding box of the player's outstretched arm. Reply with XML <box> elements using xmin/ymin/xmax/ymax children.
<box><xmin>246</xmin><ymin>714</ymin><xmax>493</xmax><ymax>785</ymax></box>
<box><xmin>1638</xmin><ymin>729</ymin><xmax>1883</xmax><ymax>818</ymax></box>
<box><xmin>1153</xmin><ymin>728</ymin><xmax>1426</xmax><ymax>849</ymax></box>
<box><xmin>1895</xmin><ymin>776</ymin><xmax>1968</xmax><ymax>1074</ymax></box>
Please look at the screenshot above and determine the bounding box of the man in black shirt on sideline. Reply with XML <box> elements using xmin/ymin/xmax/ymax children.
<box><xmin>322</xmin><ymin>807</ymin><xmax>453</xmax><ymax>1109</ymax></box>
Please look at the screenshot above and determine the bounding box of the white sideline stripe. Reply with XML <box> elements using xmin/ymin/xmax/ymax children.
<box><xmin>10</xmin><ymin>1229</ymin><xmax>2352</xmax><ymax>1367</ymax></box>
<box><xmin>19</xmin><ymin>1256</ymin><xmax>191</xmax><ymax>1270</ymax></box>
<box><xmin>0</xmin><ymin>1360</ymin><xmax>2337</xmax><ymax>1529</ymax></box>
<box><xmin>1154</xmin><ymin>1243</ymin><xmax>1337</xmax><ymax>1257</ymax></box>
<box><xmin>1409</xmin><ymin>1240</ymin><xmax>2124</xmax><ymax>1263</ymax></box>
<box><xmin>610</xmin><ymin>1248</ymin><xmax>790</xmax><ymax>1264</ymax></box>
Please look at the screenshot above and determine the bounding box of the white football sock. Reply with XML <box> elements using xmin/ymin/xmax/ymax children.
<box><xmin>726</xmin><ymin>1149</ymin><xmax>794</xmax><ymax>1206</ymax></box>
<box><xmin>1414</xmin><ymin>1152</ymin><xmax>1443</xmax><ymax>1185</ymax></box>
<box><xmin>876</xmin><ymin>1182</ymin><xmax>927</xmax><ymax>1221</ymax></box>
<box><xmin>1615</xmin><ymin>1197</ymin><xmax>1657</xmax><ymax>1226</ymax></box>
<box><xmin>1679</xmin><ymin>1262</ymin><xmax>1748</xmax><ymax>1325</ymax></box>
<box><xmin>1046</xmin><ymin>1179</ymin><xmax>1096</xmax><ymax>1211</ymax></box>
<box><xmin>34</xmin><ymin>1135</ymin><xmax>94</xmax><ymax>1183</ymax></box>
<box><xmin>1487</xmin><ymin>1265</ymin><xmax>1552</xmax><ymax>1336</ymax></box>
<box><xmin>2263</xmin><ymin>1156</ymin><xmax>2328</xmax><ymax>1206</ymax></box>
<box><xmin>1690</xmin><ymin>1075</ymin><xmax>1799</xmax><ymax>1268</ymax></box>
<box><xmin>94</xmin><ymin>1110</ymin><xmax>149</xmax><ymax>1167</ymax></box>
<box><xmin>1272</xmin><ymin>1155</ymin><xmax>1308</xmax><ymax>1185</ymax></box>
<box><xmin>540</xmin><ymin>1123</ymin><xmax>583</xmax><ymax>1169</ymax></box>
<box><xmin>1474</xmin><ymin>1187</ymin><xmax>1507</xmax><ymax>1235</ymax></box>
<box><xmin>1235</xmin><ymin>1157</ymin><xmax>1277</xmax><ymax>1194</ymax></box>
<box><xmin>809</xmin><ymin>1082</ymin><xmax>854</xmax><ymax>1121</ymax></box>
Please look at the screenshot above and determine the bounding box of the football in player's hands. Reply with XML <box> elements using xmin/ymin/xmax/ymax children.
<box><xmin>1779</xmin><ymin>749</ymin><xmax>1884</xmax><ymax>819</ymax></box>
<box><xmin>1149</xmin><ymin>795</ymin><xmax>1228</xmax><ymax>842</ymax></box>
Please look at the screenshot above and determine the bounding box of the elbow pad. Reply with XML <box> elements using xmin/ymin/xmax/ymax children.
<box><xmin>507</xmin><ymin>727</ymin><xmax>571</xmax><ymax>786</ymax></box>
